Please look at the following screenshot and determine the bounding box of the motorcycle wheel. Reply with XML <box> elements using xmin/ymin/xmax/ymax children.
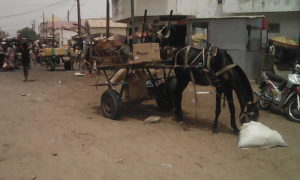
<box><xmin>258</xmin><ymin>86</ymin><xmax>269</xmax><ymax>110</ymax></box>
<box><xmin>285</xmin><ymin>96</ymin><xmax>300</xmax><ymax>123</ymax></box>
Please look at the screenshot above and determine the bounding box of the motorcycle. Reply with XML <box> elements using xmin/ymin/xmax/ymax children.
<box><xmin>256</xmin><ymin>65</ymin><xmax>300</xmax><ymax>122</ymax></box>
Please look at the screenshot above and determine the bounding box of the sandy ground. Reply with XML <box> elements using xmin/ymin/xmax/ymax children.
<box><xmin>0</xmin><ymin>64</ymin><xmax>300</xmax><ymax>180</ymax></box>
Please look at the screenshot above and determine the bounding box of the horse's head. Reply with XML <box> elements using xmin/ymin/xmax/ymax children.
<box><xmin>240</xmin><ymin>102</ymin><xmax>259</xmax><ymax>124</ymax></box>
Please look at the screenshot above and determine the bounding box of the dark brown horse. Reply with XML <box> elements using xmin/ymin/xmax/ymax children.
<box><xmin>172</xmin><ymin>45</ymin><xmax>259</xmax><ymax>133</ymax></box>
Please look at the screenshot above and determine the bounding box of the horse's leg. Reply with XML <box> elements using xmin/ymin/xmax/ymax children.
<box><xmin>226</xmin><ymin>90</ymin><xmax>239</xmax><ymax>134</ymax></box>
<box><xmin>173</xmin><ymin>74</ymin><xmax>189</xmax><ymax>123</ymax></box>
<box><xmin>213</xmin><ymin>89</ymin><xmax>222</xmax><ymax>133</ymax></box>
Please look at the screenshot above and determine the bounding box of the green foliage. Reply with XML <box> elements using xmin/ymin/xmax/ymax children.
<box><xmin>17</xmin><ymin>27</ymin><xmax>39</xmax><ymax>41</ymax></box>
<box><xmin>0</xmin><ymin>28</ymin><xmax>9</xmax><ymax>39</ymax></box>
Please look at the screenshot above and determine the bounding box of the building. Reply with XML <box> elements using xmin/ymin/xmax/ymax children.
<box><xmin>39</xmin><ymin>17</ymin><xmax>78</xmax><ymax>47</ymax></box>
<box><xmin>224</xmin><ymin>0</ymin><xmax>300</xmax><ymax>44</ymax></box>
<box><xmin>112</xmin><ymin>0</ymin><xmax>300</xmax><ymax>79</ymax></box>
<box><xmin>85</xmin><ymin>18</ymin><xmax>127</xmax><ymax>37</ymax></box>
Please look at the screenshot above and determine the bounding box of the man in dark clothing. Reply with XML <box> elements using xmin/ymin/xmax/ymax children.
<box><xmin>20</xmin><ymin>43</ymin><xmax>30</xmax><ymax>81</ymax></box>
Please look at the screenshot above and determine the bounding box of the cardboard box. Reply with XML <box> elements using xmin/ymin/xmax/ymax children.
<box><xmin>133</xmin><ymin>43</ymin><xmax>161</xmax><ymax>63</ymax></box>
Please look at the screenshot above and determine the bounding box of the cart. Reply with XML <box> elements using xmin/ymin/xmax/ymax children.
<box><xmin>93</xmin><ymin>43</ymin><xmax>177</xmax><ymax>119</ymax></box>
<box><xmin>38</xmin><ymin>47</ymin><xmax>73</xmax><ymax>71</ymax></box>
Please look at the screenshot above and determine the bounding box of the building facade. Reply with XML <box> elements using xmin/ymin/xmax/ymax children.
<box><xmin>113</xmin><ymin>0</ymin><xmax>299</xmax><ymax>42</ymax></box>
<box><xmin>85</xmin><ymin>18</ymin><xmax>127</xmax><ymax>37</ymax></box>
<box><xmin>39</xmin><ymin>18</ymin><xmax>78</xmax><ymax>47</ymax></box>
<box><xmin>112</xmin><ymin>0</ymin><xmax>300</xmax><ymax>79</ymax></box>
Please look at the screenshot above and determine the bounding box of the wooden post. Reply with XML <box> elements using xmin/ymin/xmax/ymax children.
<box><xmin>141</xmin><ymin>10</ymin><xmax>147</xmax><ymax>43</ymax></box>
<box><xmin>106</xmin><ymin>0</ymin><xmax>110</xmax><ymax>39</ymax></box>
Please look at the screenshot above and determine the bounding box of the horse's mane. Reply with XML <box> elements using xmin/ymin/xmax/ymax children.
<box><xmin>223</xmin><ymin>52</ymin><xmax>254</xmax><ymax>102</ymax></box>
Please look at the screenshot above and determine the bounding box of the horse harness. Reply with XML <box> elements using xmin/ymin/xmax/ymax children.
<box><xmin>175</xmin><ymin>45</ymin><xmax>237</xmax><ymax>84</ymax></box>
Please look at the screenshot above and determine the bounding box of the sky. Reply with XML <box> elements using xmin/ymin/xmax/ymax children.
<box><xmin>0</xmin><ymin>0</ymin><xmax>107</xmax><ymax>36</ymax></box>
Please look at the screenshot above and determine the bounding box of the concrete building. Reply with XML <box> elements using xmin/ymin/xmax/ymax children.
<box><xmin>224</xmin><ymin>0</ymin><xmax>300</xmax><ymax>44</ymax></box>
<box><xmin>39</xmin><ymin>17</ymin><xmax>78</xmax><ymax>47</ymax></box>
<box><xmin>113</xmin><ymin>0</ymin><xmax>299</xmax><ymax>41</ymax></box>
<box><xmin>85</xmin><ymin>18</ymin><xmax>127</xmax><ymax>37</ymax></box>
<box><xmin>112</xmin><ymin>0</ymin><xmax>300</xmax><ymax>79</ymax></box>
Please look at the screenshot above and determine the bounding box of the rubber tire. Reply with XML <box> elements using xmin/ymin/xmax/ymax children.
<box><xmin>64</xmin><ymin>61</ymin><xmax>72</xmax><ymax>71</ymax></box>
<box><xmin>258</xmin><ymin>86</ymin><xmax>269</xmax><ymax>110</ymax></box>
<box><xmin>101</xmin><ymin>89</ymin><xmax>123</xmax><ymax>120</ymax></box>
<box><xmin>53</xmin><ymin>56</ymin><xmax>60</xmax><ymax>64</ymax></box>
<box><xmin>155</xmin><ymin>82</ymin><xmax>174</xmax><ymax>112</ymax></box>
<box><xmin>47</xmin><ymin>61</ymin><xmax>55</xmax><ymax>71</ymax></box>
<box><xmin>285</xmin><ymin>96</ymin><xmax>300</xmax><ymax>123</ymax></box>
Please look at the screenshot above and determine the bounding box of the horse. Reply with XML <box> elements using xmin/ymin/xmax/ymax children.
<box><xmin>172</xmin><ymin>45</ymin><xmax>259</xmax><ymax>133</ymax></box>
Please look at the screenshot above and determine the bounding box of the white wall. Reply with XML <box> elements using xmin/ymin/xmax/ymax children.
<box><xmin>90</xmin><ymin>27</ymin><xmax>126</xmax><ymax>36</ymax></box>
<box><xmin>224</xmin><ymin>0</ymin><xmax>300</xmax><ymax>13</ymax></box>
<box><xmin>113</xmin><ymin>0</ymin><xmax>300</xmax><ymax>21</ymax></box>
<box><xmin>112</xmin><ymin>0</ymin><xmax>225</xmax><ymax>21</ymax></box>
<box><xmin>55</xmin><ymin>29</ymin><xmax>77</xmax><ymax>47</ymax></box>
<box><xmin>265</xmin><ymin>12</ymin><xmax>300</xmax><ymax>42</ymax></box>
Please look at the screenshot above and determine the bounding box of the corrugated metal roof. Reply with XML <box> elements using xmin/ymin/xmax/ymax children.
<box><xmin>87</xmin><ymin>19</ymin><xmax>127</xmax><ymax>28</ymax></box>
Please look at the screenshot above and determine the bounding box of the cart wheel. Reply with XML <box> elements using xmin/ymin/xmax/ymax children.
<box><xmin>64</xmin><ymin>61</ymin><xmax>71</xmax><ymax>71</ymax></box>
<box><xmin>101</xmin><ymin>89</ymin><xmax>123</xmax><ymax>120</ymax></box>
<box><xmin>53</xmin><ymin>56</ymin><xmax>60</xmax><ymax>64</ymax></box>
<box><xmin>155</xmin><ymin>82</ymin><xmax>174</xmax><ymax>112</ymax></box>
<box><xmin>47</xmin><ymin>61</ymin><xmax>55</xmax><ymax>71</ymax></box>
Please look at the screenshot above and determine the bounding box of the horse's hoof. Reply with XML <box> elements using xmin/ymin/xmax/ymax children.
<box><xmin>212</xmin><ymin>128</ymin><xmax>219</xmax><ymax>133</ymax></box>
<box><xmin>233</xmin><ymin>129</ymin><xmax>239</xmax><ymax>135</ymax></box>
<box><xmin>179</xmin><ymin>121</ymin><xmax>189</xmax><ymax>131</ymax></box>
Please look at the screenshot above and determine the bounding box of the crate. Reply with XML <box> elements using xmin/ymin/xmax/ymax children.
<box><xmin>133</xmin><ymin>43</ymin><xmax>161</xmax><ymax>63</ymax></box>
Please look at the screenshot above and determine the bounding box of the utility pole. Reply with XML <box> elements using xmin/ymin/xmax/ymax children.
<box><xmin>77</xmin><ymin>0</ymin><xmax>81</xmax><ymax>37</ymax></box>
<box><xmin>43</xmin><ymin>11</ymin><xmax>45</xmax><ymax>38</ymax></box>
<box><xmin>106</xmin><ymin>0</ymin><xmax>110</xmax><ymax>39</ymax></box>
<box><xmin>77</xmin><ymin>0</ymin><xmax>82</xmax><ymax>49</ymax></box>
<box><xmin>45</xmin><ymin>21</ymin><xmax>48</xmax><ymax>38</ymax></box>
<box><xmin>67</xmin><ymin>10</ymin><xmax>70</xmax><ymax>22</ymax></box>
<box><xmin>52</xmin><ymin>14</ymin><xmax>55</xmax><ymax>44</ymax></box>
<box><xmin>131</xmin><ymin>0</ymin><xmax>135</xmax><ymax>45</ymax></box>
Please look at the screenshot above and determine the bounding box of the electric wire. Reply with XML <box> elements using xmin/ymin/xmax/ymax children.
<box><xmin>0</xmin><ymin>0</ymin><xmax>71</xmax><ymax>19</ymax></box>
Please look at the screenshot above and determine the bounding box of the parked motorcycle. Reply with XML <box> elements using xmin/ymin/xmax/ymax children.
<box><xmin>256</xmin><ymin>65</ymin><xmax>300</xmax><ymax>122</ymax></box>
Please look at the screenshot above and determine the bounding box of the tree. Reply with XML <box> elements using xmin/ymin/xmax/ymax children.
<box><xmin>0</xmin><ymin>28</ymin><xmax>9</xmax><ymax>39</ymax></box>
<box><xmin>17</xmin><ymin>27</ymin><xmax>39</xmax><ymax>41</ymax></box>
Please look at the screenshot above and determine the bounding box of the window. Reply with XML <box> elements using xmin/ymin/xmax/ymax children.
<box><xmin>269</xmin><ymin>23</ymin><xmax>280</xmax><ymax>33</ymax></box>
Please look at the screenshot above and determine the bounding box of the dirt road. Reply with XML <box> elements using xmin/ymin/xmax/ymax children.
<box><xmin>0</xmin><ymin>65</ymin><xmax>299</xmax><ymax>180</ymax></box>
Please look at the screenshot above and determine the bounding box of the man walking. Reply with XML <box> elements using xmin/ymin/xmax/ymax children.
<box><xmin>20</xmin><ymin>43</ymin><xmax>30</xmax><ymax>81</ymax></box>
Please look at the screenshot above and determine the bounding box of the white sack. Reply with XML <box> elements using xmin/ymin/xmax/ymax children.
<box><xmin>238</xmin><ymin>121</ymin><xmax>288</xmax><ymax>148</ymax></box>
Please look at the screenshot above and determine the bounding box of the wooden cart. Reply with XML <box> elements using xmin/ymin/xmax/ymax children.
<box><xmin>93</xmin><ymin>43</ymin><xmax>177</xmax><ymax>119</ymax></box>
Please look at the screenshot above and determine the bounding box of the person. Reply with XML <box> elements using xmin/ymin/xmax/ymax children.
<box><xmin>261</xmin><ymin>40</ymin><xmax>276</xmax><ymax>73</ymax></box>
<box><xmin>0</xmin><ymin>46</ymin><xmax>5</xmax><ymax>69</ymax></box>
<box><xmin>20</xmin><ymin>43</ymin><xmax>30</xmax><ymax>81</ymax></box>
<box><xmin>6</xmin><ymin>43</ymin><xmax>15</xmax><ymax>70</ymax></box>
<box><xmin>268</xmin><ymin>40</ymin><xmax>276</xmax><ymax>56</ymax></box>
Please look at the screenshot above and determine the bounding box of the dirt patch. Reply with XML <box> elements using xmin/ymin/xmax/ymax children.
<box><xmin>0</xmin><ymin>65</ymin><xmax>299</xmax><ymax>180</ymax></box>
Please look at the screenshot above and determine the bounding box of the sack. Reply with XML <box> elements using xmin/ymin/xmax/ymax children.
<box><xmin>238</xmin><ymin>121</ymin><xmax>288</xmax><ymax>148</ymax></box>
